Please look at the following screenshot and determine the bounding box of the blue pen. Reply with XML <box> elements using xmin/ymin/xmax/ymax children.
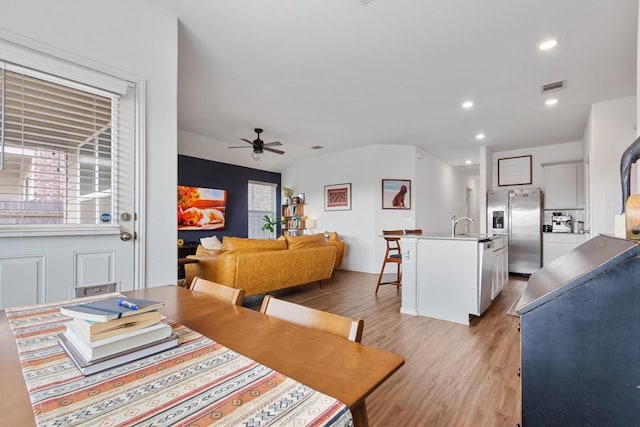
<box><xmin>118</xmin><ymin>299</ymin><xmax>139</xmax><ymax>310</ymax></box>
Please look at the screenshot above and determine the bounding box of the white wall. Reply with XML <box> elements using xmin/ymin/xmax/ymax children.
<box><xmin>416</xmin><ymin>149</ymin><xmax>473</xmax><ymax>233</ymax></box>
<box><xmin>585</xmin><ymin>96</ymin><xmax>636</xmax><ymax>235</ymax></box>
<box><xmin>479</xmin><ymin>146</ymin><xmax>492</xmax><ymax>233</ymax></box>
<box><xmin>0</xmin><ymin>0</ymin><xmax>179</xmax><ymax>286</ymax></box>
<box><xmin>282</xmin><ymin>145</ymin><xmax>413</xmax><ymax>273</ymax></box>
<box><xmin>491</xmin><ymin>141</ymin><xmax>584</xmax><ymax>191</ymax></box>
<box><xmin>283</xmin><ymin>144</ymin><xmax>469</xmax><ymax>273</ymax></box>
<box><xmin>461</xmin><ymin>169</ymin><xmax>481</xmax><ymax>233</ymax></box>
<box><xmin>582</xmin><ymin>113</ymin><xmax>593</xmax><ymax>228</ymax></box>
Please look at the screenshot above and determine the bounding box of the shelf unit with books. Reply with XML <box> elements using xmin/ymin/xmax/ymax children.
<box><xmin>281</xmin><ymin>202</ymin><xmax>305</xmax><ymax>236</ymax></box>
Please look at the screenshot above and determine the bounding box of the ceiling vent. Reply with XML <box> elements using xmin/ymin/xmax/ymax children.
<box><xmin>541</xmin><ymin>80</ymin><xmax>567</xmax><ymax>93</ymax></box>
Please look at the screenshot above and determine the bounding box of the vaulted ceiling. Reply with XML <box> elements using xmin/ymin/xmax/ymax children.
<box><xmin>153</xmin><ymin>0</ymin><xmax>638</xmax><ymax>172</ymax></box>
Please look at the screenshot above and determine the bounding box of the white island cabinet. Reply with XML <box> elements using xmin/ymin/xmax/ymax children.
<box><xmin>491</xmin><ymin>235</ymin><xmax>509</xmax><ymax>299</ymax></box>
<box><xmin>400</xmin><ymin>233</ymin><xmax>502</xmax><ymax>325</ymax></box>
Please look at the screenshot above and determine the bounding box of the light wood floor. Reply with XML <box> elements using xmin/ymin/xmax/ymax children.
<box><xmin>244</xmin><ymin>270</ymin><xmax>527</xmax><ymax>427</ymax></box>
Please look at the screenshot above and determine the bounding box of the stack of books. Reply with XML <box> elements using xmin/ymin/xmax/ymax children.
<box><xmin>58</xmin><ymin>296</ymin><xmax>178</xmax><ymax>375</ymax></box>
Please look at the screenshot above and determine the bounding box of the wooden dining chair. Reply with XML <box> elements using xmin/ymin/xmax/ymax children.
<box><xmin>259</xmin><ymin>295</ymin><xmax>364</xmax><ymax>343</ymax></box>
<box><xmin>189</xmin><ymin>276</ymin><xmax>245</xmax><ymax>306</ymax></box>
<box><xmin>375</xmin><ymin>230</ymin><xmax>405</xmax><ymax>295</ymax></box>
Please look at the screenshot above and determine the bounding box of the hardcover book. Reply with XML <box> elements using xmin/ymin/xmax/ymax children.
<box><xmin>64</xmin><ymin>320</ymin><xmax>173</xmax><ymax>360</ymax></box>
<box><xmin>60</xmin><ymin>297</ymin><xmax>164</xmax><ymax>322</ymax></box>
<box><xmin>74</xmin><ymin>311</ymin><xmax>162</xmax><ymax>342</ymax></box>
<box><xmin>58</xmin><ymin>333</ymin><xmax>179</xmax><ymax>376</ymax></box>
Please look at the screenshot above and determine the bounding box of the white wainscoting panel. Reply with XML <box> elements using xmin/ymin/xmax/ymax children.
<box><xmin>0</xmin><ymin>256</ymin><xmax>45</xmax><ymax>309</ymax></box>
<box><xmin>75</xmin><ymin>251</ymin><xmax>115</xmax><ymax>288</ymax></box>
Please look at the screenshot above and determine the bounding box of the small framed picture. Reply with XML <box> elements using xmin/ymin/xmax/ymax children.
<box><xmin>324</xmin><ymin>183</ymin><xmax>352</xmax><ymax>211</ymax></box>
<box><xmin>382</xmin><ymin>179</ymin><xmax>411</xmax><ymax>209</ymax></box>
<box><xmin>498</xmin><ymin>155</ymin><xmax>532</xmax><ymax>186</ymax></box>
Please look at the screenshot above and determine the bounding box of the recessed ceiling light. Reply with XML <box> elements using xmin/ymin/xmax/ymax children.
<box><xmin>465</xmin><ymin>160</ymin><xmax>472</xmax><ymax>165</ymax></box>
<box><xmin>476</xmin><ymin>133</ymin><xmax>485</xmax><ymax>140</ymax></box>
<box><xmin>538</xmin><ymin>38</ymin><xmax>558</xmax><ymax>51</ymax></box>
<box><xmin>545</xmin><ymin>98</ymin><xmax>558</xmax><ymax>106</ymax></box>
<box><xmin>462</xmin><ymin>101</ymin><xmax>474</xmax><ymax>109</ymax></box>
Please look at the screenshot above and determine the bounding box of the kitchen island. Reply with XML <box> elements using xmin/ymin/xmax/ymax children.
<box><xmin>399</xmin><ymin>233</ymin><xmax>507</xmax><ymax>325</ymax></box>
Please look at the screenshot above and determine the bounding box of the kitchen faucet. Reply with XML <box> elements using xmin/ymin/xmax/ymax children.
<box><xmin>451</xmin><ymin>215</ymin><xmax>475</xmax><ymax>237</ymax></box>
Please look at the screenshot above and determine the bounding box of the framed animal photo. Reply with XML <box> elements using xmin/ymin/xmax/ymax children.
<box><xmin>382</xmin><ymin>179</ymin><xmax>411</xmax><ymax>209</ymax></box>
<box><xmin>177</xmin><ymin>185</ymin><xmax>227</xmax><ymax>230</ymax></box>
<box><xmin>324</xmin><ymin>183</ymin><xmax>352</xmax><ymax>211</ymax></box>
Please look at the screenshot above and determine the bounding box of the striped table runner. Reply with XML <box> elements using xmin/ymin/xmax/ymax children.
<box><xmin>5</xmin><ymin>295</ymin><xmax>352</xmax><ymax>427</ymax></box>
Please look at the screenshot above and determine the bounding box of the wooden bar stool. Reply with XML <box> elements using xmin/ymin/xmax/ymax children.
<box><xmin>375</xmin><ymin>230</ymin><xmax>404</xmax><ymax>294</ymax></box>
<box><xmin>375</xmin><ymin>229</ymin><xmax>422</xmax><ymax>294</ymax></box>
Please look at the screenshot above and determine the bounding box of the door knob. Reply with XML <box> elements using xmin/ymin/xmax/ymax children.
<box><xmin>120</xmin><ymin>231</ymin><xmax>133</xmax><ymax>241</ymax></box>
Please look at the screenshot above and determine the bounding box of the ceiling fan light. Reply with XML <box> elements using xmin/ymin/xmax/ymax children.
<box><xmin>251</xmin><ymin>150</ymin><xmax>264</xmax><ymax>161</ymax></box>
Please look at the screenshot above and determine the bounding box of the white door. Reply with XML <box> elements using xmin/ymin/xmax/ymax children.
<box><xmin>0</xmin><ymin>50</ymin><xmax>141</xmax><ymax>309</ymax></box>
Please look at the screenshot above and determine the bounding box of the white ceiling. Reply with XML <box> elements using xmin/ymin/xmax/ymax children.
<box><xmin>153</xmin><ymin>0</ymin><xmax>638</xmax><ymax>172</ymax></box>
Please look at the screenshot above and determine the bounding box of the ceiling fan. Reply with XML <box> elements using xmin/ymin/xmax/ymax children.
<box><xmin>228</xmin><ymin>128</ymin><xmax>285</xmax><ymax>161</ymax></box>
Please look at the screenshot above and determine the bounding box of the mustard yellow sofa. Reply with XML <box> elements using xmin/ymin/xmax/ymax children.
<box><xmin>184</xmin><ymin>234</ymin><xmax>336</xmax><ymax>297</ymax></box>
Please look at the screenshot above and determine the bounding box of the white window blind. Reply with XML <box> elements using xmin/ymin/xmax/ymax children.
<box><xmin>248</xmin><ymin>181</ymin><xmax>277</xmax><ymax>238</ymax></box>
<box><xmin>0</xmin><ymin>61</ymin><xmax>120</xmax><ymax>226</ymax></box>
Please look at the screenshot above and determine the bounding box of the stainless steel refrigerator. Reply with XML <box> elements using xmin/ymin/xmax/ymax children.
<box><xmin>487</xmin><ymin>188</ymin><xmax>542</xmax><ymax>275</ymax></box>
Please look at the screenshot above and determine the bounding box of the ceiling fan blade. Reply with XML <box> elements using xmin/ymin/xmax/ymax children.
<box><xmin>263</xmin><ymin>141</ymin><xmax>282</xmax><ymax>147</ymax></box>
<box><xmin>228</xmin><ymin>146</ymin><xmax>253</xmax><ymax>149</ymax></box>
<box><xmin>240</xmin><ymin>138</ymin><xmax>255</xmax><ymax>145</ymax></box>
<box><xmin>264</xmin><ymin>147</ymin><xmax>285</xmax><ymax>155</ymax></box>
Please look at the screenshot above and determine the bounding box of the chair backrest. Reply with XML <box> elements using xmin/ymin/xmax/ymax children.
<box><xmin>190</xmin><ymin>276</ymin><xmax>245</xmax><ymax>306</ymax></box>
<box><xmin>260</xmin><ymin>295</ymin><xmax>364</xmax><ymax>343</ymax></box>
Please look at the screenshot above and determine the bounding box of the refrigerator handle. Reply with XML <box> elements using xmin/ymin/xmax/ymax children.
<box><xmin>508</xmin><ymin>201</ymin><xmax>512</xmax><ymax>243</ymax></box>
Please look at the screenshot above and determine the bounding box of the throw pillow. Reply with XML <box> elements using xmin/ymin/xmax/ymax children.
<box><xmin>325</xmin><ymin>231</ymin><xmax>340</xmax><ymax>241</ymax></box>
<box><xmin>200</xmin><ymin>235</ymin><xmax>222</xmax><ymax>250</ymax></box>
<box><xmin>286</xmin><ymin>233</ymin><xmax>327</xmax><ymax>250</ymax></box>
<box><xmin>221</xmin><ymin>236</ymin><xmax>287</xmax><ymax>254</ymax></box>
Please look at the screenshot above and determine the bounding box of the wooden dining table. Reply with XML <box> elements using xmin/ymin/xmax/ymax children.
<box><xmin>0</xmin><ymin>285</ymin><xmax>404</xmax><ymax>427</ymax></box>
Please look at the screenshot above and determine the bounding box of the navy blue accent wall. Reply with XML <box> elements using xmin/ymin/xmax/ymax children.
<box><xmin>178</xmin><ymin>155</ymin><xmax>281</xmax><ymax>244</ymax></box>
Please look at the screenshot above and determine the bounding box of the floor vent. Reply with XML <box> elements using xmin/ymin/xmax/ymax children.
<box><xmin>541</xmin><ymin>80</ymin><xmax>567</xmax><ymax>93</ymax></box>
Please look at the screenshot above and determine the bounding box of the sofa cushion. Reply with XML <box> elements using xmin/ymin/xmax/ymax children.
<box><xmin>221</xmin><ymin>236</ymin><xmax>287</xmax><ymax>254</ymax></box>
<box><xmin>234</xmin><ymin>246</ymin><xmax>335</xmax><ymax>296</ymax></box>
<box><xmin>195</xmin><ymin>245</ymin><xmax>222</xmax><ymax>256</ymax></box>
<box><xmin>285</xmin><ymin>233</ymin><xmax>327</xmax><ymax>250</ymax></box>
<box><xmin>325</xmin><ymin>232</ymin><xmax>345</xmax><ymax>268</ymax></box>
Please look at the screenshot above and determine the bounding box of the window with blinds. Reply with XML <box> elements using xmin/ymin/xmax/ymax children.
<box><xmin>0</xmin><ymin>62</ymin><xmax>118</xmax><ymax>226</ymax></box>
<box><xmin>248</xmin><ymin>181</ymin><xmax>277</xmax><ymax>238</ymax></box>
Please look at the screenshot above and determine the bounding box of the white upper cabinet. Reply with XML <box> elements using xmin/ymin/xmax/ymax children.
<box><xmin>544</xmin><ymin>162</ymin><xmax>584</xmax><ymax>209</ymax></box>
